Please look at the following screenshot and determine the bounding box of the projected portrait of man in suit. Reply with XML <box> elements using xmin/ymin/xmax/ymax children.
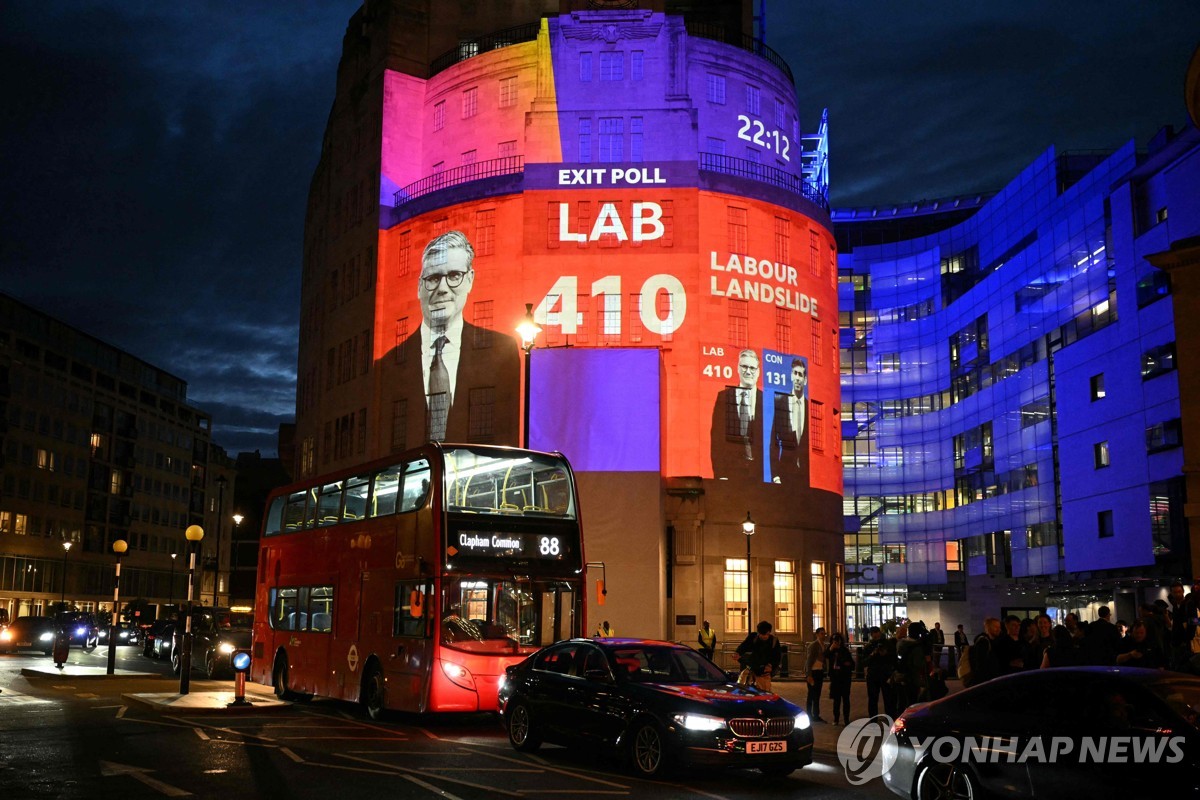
<box><xmin>710</xmin><ymin>349</ymin><xmax>764</xmax><ymax>481</ymax></box>
<box><xmin>771</xmin><ymin>357</ymin><xmax>809</xmax><ymax>486</ymax></box>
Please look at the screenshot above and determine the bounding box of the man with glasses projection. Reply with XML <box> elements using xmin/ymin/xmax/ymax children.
<box><xmin>710</xmin><ymin>348</ymin><xmax>764</xmax><ymax>481</ymax></box>
<box><xmin>393</xmin><ymin>230</ymin><xmax>520</xmax><ymax>443</ymax></box>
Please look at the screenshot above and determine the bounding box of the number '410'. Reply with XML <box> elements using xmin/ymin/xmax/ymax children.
<box><xmin>532</xmin><ymin>275</ymin><xmax>688</xmax><ymax>337</ymax></box>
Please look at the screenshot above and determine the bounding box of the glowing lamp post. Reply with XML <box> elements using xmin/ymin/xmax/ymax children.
<box><xmin>168</xmin><ymin>553</ymin><xmax>177</xmax><ymax>607</ymax></box>
<box><xmin>59</xmin><ymin>541</ymin><xmax>73</xmax><ymax>607</ymax></box>
<box><xmin>179</xmin><ymin>524</ymin><xmax>204</xmax><ymax>695</ymax></box>
<box><xmin>106</xmin><ymin>539</ymin><xmax>128</xmax><ymax>675</ymax></box>
<box><xmin>516</xmin><ymin>303</ymin><xmax>541</xmax><ymax>449</ymax></box>
<box><xmin>742</xmin><ymin>512</ymin><xmax>756</xmax><ymax>629</ymax></box>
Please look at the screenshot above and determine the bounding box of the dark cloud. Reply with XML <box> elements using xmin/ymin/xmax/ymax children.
<box><xmin>2</xmin><ymin>2</ymin><xmax>1197</xmax><ymax>456</ymax></box>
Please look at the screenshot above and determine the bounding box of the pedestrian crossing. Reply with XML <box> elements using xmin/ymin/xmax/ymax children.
<box><xmin>0</xmin><ymin>687</ymin><xmax>50</xmax><ymax>705</ymax></box>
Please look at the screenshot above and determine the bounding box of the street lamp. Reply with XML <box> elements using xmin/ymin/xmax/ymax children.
<box><xmin>168</xmin><ymin>553</ymin><xmax>177</xmax><ymax>607</ymax></box>
<box><xmin>60</xmin><ymin>541</ymin><xmax>73</xmax><ymax>607</ymax></box>
<box><xmin>213</xmin><ymin>475</ymin><xmax>227</xmax><ymax>608</ymax></box>
<box><xmin>742</xmin><ymin>512</ymin><xmax>756</xmax><ymax>630</ymax></box>
<box><xmin>106</xmin><ymin>539</ymin><xmax>128</xmax><ymax>675</ymax></box>
<box><xmin>516</xmin><ymin>303</ymin><xmax>541</xmax><ymax>449</ymax></box>
<box><xmin>231</xmin><ymin>514</ymin><xmax>244</xmax><ymax>602</ymax></box>
<box><xmin>180</xmin><ymin>524</ymin><xmax>204</xmax><ymax>695</ymax></box>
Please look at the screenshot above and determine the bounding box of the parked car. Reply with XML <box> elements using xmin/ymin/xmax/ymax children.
<box><xmin>57</xmin><ymin>611</ymin><xmax>99</xmax><ymax>649</ymax></box>
<box><xmin>498</xmin><ymin>638</ymin><xmax>813</xmax><ymax>778</ymax></box>
<box><xmin>0</xmin><ymin>616</ymin><xmax>57</xmax><ymax>655</ymax></box>
<box><xmin>883</xmin><ymin>667</ymin><xmax>1200</xmax><ymax>800</ymax></box>
<box><xmin>172</xmin><ymin>608</ymin><xmax>252</xmax><ymax>679</ymax></box>
<box><xmin>142</xmin><ymin>619</ymin><xmax>175</xmax><ymax>658</ymax></box>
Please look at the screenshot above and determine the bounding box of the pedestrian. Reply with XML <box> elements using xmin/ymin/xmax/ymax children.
<box><xmin>804</xmin><ymin>627</ymin><xmax>828</xmax><ymax>722</ymax></box>
<box><xmin>861</xmin><ymin>626</ymin><xmax>895</xmax><ymax>718</ymax></box>
<box><xmin>964</xmin><ymin>617</ymin><xmax>1002</xmax><ymax>687</ymax></box>
<box><xmin>1040</xmin><ymin>624</ymin><xmax>1081</xmax><ymax>668</ymax></box>
<box><xmin>595</xmin><ymin>620</ymin><xmax>615</xmax><ymax>638</ymax></box>
<box><xmin>697</xmin><ymin>619</ymin><xmax>717</xmax><ymax>661</ymax></box>
<box><xmin>1081</xmin><ymin>605</ymin><xmax>1120</xmax><ymax>666</ymax></box>
<box><xmin>953</xmin><ymin>624</ymin><xmax>968</xmax><ymax>671</ymax></box>
<box><xmin>929</xmin><ymin>622</ymin><xmax>945</xmax><ymax>670</ymax></box>
<box><xmin>826</xmin><ymin>632</ymin><xmax>855</xmax><ymax>724</ymax></box>
<box><xmin>1116</xmin><ymin>620</ymin><xmax>1166</xmax><ymax>668</ymax></box>
<box><xmin>736</xmin><ymin>620</ymin><xmax>782</xmax><ymax>692</ymax></box>
<box><xmin>895</xmin><ymin>621</ymin><xmax>930</xmax><ymax>708</ymax></box>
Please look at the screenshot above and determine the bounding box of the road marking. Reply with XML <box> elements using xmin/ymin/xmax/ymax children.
<box><xmin>402</xmin><ymin>772</ymin><xmax>466</xmax><ymax>800</ymax></box>
<box><xmin>280</xmin><ymin>747</ymin><xmax>305</xmax><ymax>763</ymax></box>
<box><xmin>117</xmin><ymin>706</ymin><xmax>127</xmax><ymax>718</ymax></box>
<box><xmin>75</xmin><ymin>693</ymin><xmax>99</xmax><ymax>698</ymax></box>
<box><xmin>99</xmin><ymin>760</ymin><xmax>191</xmax><ymax>797</ymax></box>
<box><xmin>462</xmin><ymin>747</ymin><xmax>629</xmax><ymax>789</ymax></box>
<box><xmin>338</xmin><ymin>754</ymin><xmax>523</xmax><ymax>797</ymax></box>
<box><xmin>194</xmin><ymin>729</ymin><xmax>211</xmax><ymax>741</ymax></box>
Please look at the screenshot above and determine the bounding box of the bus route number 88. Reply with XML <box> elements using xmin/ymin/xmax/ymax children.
<box><xmin>538</xmin><ymin>537</ymin><xmax>561</xmax><ymax>557</ymax></box>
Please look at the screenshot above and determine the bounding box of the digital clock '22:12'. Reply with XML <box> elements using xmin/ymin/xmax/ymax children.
<box><xmin>737</xmin><ymin>115</ymin><xmax>790</xmax><ymax>161</ymax></box>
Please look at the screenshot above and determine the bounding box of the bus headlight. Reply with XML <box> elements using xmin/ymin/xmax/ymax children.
<box><xmin>218</xmin><ymin>642</ymin><xmax>235</xmax><ymax>655</ymax></box>
<box><xmin>439</xmin><ymin>660</ymin><xmax>477</xmax><ymax>691</ymax></box>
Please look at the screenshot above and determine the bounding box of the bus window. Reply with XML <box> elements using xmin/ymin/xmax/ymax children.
<box><xmin>439</xmin><ymin>577</ymin><xmax>579</xmax><ymax>653</ymax></box>
<box><xmin>283</xmin><ymin>491</ymin><xmax>307</xmax><ymax>532</ymax></box>
<box><xmin>400</xmin><ymin>459</ymin><xmax>431</xmax><ymax>512</ymax></box>
<box><xmin>343</xmin><ymin>475</ymin><xmax>370</xmax><ymax>521</ymax></box>
<box><xmin>265</xmin><ymin>496</ymin><xmax>285</xmax><ymax>535</ymax></box>
<box><xmin>310</xmin><ymin>586</ymin><xmax>333</xmax><ymax>632</ymax></box>
<box><xmin>304</xmin><ymin>489</ymin><xmax>321</xmax><ymax>529</ymax></box>
<box><xmin>273</xmin><ymin>587</ymin><xmax>298</xmax><ymax>630</ymax></box>
<box><xmin>372</xmin><ymin>464</ymin><xmax>403</xmax><ymax>516</ymax></box>
<box><xmin>315</xmin><ymin>481</ymin><xmax>342</xmax><ymax>527</ymax></box>
<box><xmin>394</xmin><ymin>581</ymin><xmax>428</xmax><ymax>637</ymax></box>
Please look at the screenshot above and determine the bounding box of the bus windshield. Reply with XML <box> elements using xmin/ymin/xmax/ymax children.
<box><xmin>444</xmin><ymin>448</ymin><xmax>575</xmax><ymax>518</ymax></box>
<box><xmin>441</xmin><ymin>576</ymin><xmax>580</xmax><ymax>653</ymax></box>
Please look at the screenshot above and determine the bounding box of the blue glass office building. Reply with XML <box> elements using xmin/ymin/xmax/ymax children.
<box><xmin>836</xmin><ymin>125</ymin><xmax>1200</xmax><ymax>631</ymax></box>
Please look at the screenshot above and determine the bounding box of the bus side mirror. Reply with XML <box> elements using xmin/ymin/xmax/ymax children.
<box><xmin>409</xmin><ymin>589</ymin><xmax>424</xmax><ymax>618</ymax></box>
<box><xmin>596</xmin><ymin>579</ymin><xmax>607</xmax><ymax>606</ymax></box>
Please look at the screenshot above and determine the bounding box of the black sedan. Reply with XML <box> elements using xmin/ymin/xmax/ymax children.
<box><xmin>498</xmin><ymin>638</ymin><xmax>813</xmax><ymax>778</ymax></box>
<box><xmin>883</xmin><ymin>667</ymin><xmax>1200</xmax><ymax>799</ymax></box>
<box><xmin>142</xmin><ymin>619</ymin><xmax>175</xmax><ymax>658</ymax></box>
<box><xmin>57</xmin><ymin>612</ymin><xmax>99</xmax><ymax>649</ymax></box>
<box><xmin>172</xmin><ymin>609</ymin><xmax>252</xmax><ymax>679</ymax></box>
<box><xmin>99</xmin><ymin>624</ymin><xmax>141</xmax><ymax>646</ymax></box>
<box><xmin>0</xmin><ymin>616</ymin><xmax>57</xmax><ymax>654</ymax></box>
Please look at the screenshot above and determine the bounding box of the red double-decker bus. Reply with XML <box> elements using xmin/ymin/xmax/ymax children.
<box><xmin>250</xmin><ymin>444</ymin><xmax>585</xmax><ymax>715</ymax></box>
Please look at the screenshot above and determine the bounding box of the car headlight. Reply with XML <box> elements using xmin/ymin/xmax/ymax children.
<box><xmin>40</xmin><ymin>632</ymin><xmax>54</xmax><ymax>642</ymax></box>
<box><xmin>119</xmin><ymin>631</ymin><xmax>128</xmax><ymax>639</ymax></box>
<box><xmin>0</xmin><ymin>630</ymin><xmax>12</xmax><ymax>642</ymax></box>
<box><xmin>672</xmin><ymin>713</ymin><xmax>727</xmax><ymax>732</ymax></box>
<box><xmin>439</xmin><ymin>659</ymin><xmax>477</xmax><ymax>691</ymax></box>
<box><xmin>76</xmin><ymin>626</ymin><xmax>87</xmax><ymax>636</ymax></box>
<box><xmin>795</xmin><ymin>712</ymin><xmax>812</xmax><ymax>731</ymax></box>
<box><xmin>218</xmin><ymin>642</ymin><xmax>235</xmax><ymax>654</ymax></box>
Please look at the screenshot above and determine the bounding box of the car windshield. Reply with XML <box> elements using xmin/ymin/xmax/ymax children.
<box><xmin>610</xmin><ymin>646</ymin><xmax>728</xmax><ymax>683</ymax></box>
<box><xmin>215</xmin><ymin>612</ymin><xmax>253</xmax><ymax>630</ymax></box>
<box><xmin>1148</xmin><ymin>679</ymin><xmax>1200</xmax><ymax>730</ymax></box>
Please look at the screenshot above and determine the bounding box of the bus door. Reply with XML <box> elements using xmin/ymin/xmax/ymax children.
<box><xmin>391</xmin><ymin>580</ymin><xmax>433</xmax><ymax>712</ymax></box>
<box><xmin>306</xmin><ymin>583</ymin><xmax>335</xmax><ymax>696</ymax></box>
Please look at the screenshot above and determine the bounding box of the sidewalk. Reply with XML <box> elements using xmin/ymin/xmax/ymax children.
<box><xmin>19</xmin><ymin>664</ymin><xmax>288</xmax><ymax>714</ymax></box>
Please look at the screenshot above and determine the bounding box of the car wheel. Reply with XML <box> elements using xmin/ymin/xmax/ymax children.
<box><xmin>916</xmin><ymin>761</ymin><xmax>979</xmax><ymax>800</ymax></box>
<box><xmin>628</xmin><ymin>719</ymin><xmax>670</xmax><ymax>779</ymax></box>
<box><xmin>205</xmin><ymin>650</ymin><xmax>219</xmax><ymax>679</ymax></box>
<box><xmin>362</xmin><ymin>664</ymin><xmax>386</xmax><ymax>720</ymax></box>
<box><xmin>760</xmin><ymin>766</ymin><xmax>795</xmax><ymax>778</ymax></box>
<box><xmin>171</xmin><ymin>645</ymin><xmax>182</xmax><ymax>675</ymax></box>
<box><xmin>506</xmin><ymin>700</ymin><xmax>541</xmax><ymax>752</ymax></box>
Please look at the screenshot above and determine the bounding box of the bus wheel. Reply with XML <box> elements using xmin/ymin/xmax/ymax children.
<box><xmin>362</xmin><ymin>664</ymin><xmax>386</xmax><ymax>720</ymax></box>
<box><xmin>273</xmin><ymin>654</ymin><xmax>297</xmax><ymax>700</ymax></box>
<box><xmin>506</xmin><ymin>701</ymin><xmax>541</xmax><ymax>752</ymax></box>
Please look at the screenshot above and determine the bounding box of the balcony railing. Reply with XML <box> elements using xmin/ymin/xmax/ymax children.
<box><xmin>699</xmin><ymin>152</ymin><xmax>827</xmax><ymax>210</ymax></box>
<box><xmin>429</xmin><ymin>22</ymin><xmax>541</xmax><ymax>77</ymax></box>
<box><xmin>685</xmin><ymin>22</ymin><xmax>794</xmax><ymax>85</ymax></box>
<box><xmin>393</xmin><ymin>156</ymin><xmax>525</xmax><ymax>207</ymax></box>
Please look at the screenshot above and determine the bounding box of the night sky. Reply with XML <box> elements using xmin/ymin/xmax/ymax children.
<box><xmin>2</xmin><ymin>2</ymin><xmax>1197</xmax><ymax>458</ymax></box>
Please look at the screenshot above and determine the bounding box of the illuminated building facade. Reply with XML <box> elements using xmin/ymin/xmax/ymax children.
<box><xmin>296</xmin><ymin>0</ymin><xmax>844</xmax><ymax>647</ymax></box>
<box><xmin>837</xmin><ymin>125</ymin><xmax>1200</xmax><ymax>630</ymax></box>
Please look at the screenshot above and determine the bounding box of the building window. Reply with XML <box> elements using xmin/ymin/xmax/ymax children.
<box><xmin>499</xmin><ymin>76</ymin><xmax>518</xmax><ymax>108</ymax></box>
<box><xmin>946</xmin><ymin>541</ymin><xmax>962</xmax><ymax>571</ymax></box>
<box><xmin>390</xmin><ymin>400</ymin><xmax>407</xmax><ymax>453</ymax></box>
<box><xmin>727</xmin><ymin>206</ymin><xmax>747</xmax><ymax>253</ymax></box>
<box><xmin>1141</xmin><ymin>343</ymin><xmax>1176</xmax><ymax>380</ymax></box>
<box><xmin>728</xmin><ymin>299</ymin><xmax>749</xmax><ymax>348</ymax></box>
<box><xmin>433</xmin><ymin>100</ymin><xmax>445</xmax><ymax>131</ymax></box>
<box><xmin>775</xmin><ymin>307</ymin><xmax>790</xmax><ymax>352</ymax></box>
<box><xmin>579</xmin><ymin>52</ymin><xmax>593</xmax><ymax>82</ymax></box>
<box><xmin>462</xmin><ymin>87</ymin><xmax>477</xmax><ymax>118</ymax></box>
<box><xmin>474</xmin><ymin>209</ymin><xmax>495</xmax><ymax>256</ymax></box>
<box><xmin>631</xmin><ymin>50</ymin><xmax>643</xmax><ymax>80</ymax></box>
<box><xmin>1090</xmin><ymin>373</ymin><xmax>1105</xmax><ymax>401</ymax></box>
<box><xmin>630</xmin><ymin>116</ymin><xmax>643</xmax><ymax>162</ymax></box>
<box><xmin>773</xmin><ymin>560</ymin><xmax>796</xmax><ymax>633</ymax></box>
<box><xmin>1146</xmin><ymin>418</ymin><xmax>1183</xmax><ymax>453</ymax></box>
<box><xmin>810</xmin><ymin>562</ymin><xmax>827</xmax><ymax>633</ymax></box>
<box><xmin>1098</xmin><ymin>510</ymin><xmax>1114</xmax><ymax>538</ymax></box>
<box><xmin>498</xmin><ymin>140</ymin><xmax>517</xmax><ymax>159</ymax></box>
<box><xmin>705</xmin><ymin>136</ymin><xmax>725</xmax><ymax>155</ymax></box>
<box><xmin>461</xmin><ymin>149</ymin><xmax>476</xmax><ymax>166</ymax></box>
<box><xmin>578</xmin><ymin>118</ymin><xmax>592</xmax><ymax>163</ymax></box>
<box><xmin>723</xmin><ymin>558</ymin><xmax>748</xmax><ymax>634</ymax></box>
<box><xmin>1094</xmin><ymin>441</ymin><xmax>1110</xmax><ymax>468</ymax></box>
<box><xmin>473</xmin><ymin>300</ymin><xmax>494</xmax><ymax>348</ymax></box>
<box><xmin>468</xmin><ymin>387</ymin><xmax>495</xmax><ymax>442</ymax></box>
<box><xmin>394</xmin><ymin>317</ymin><xmax>409</xmax><ymax>364</ymax></box>
<box><xmin>745</xmin><ymin>85</ymin><xmax>761</xmax><ymax>115</ymax></box>
<box><xmin>600</xmin><ymin>51</ymin><xmax>623</xmax><ymax>81</ymax></box>
<box><xmin>1136</xmin><ymin>271</ymin><xmax>1171</xmax><ymax>307</ymax></box>
<box><xmin>774</xmin><ymin>216</ymin><xmax>789</xmax><ymax>263</ymax></box>
<box><xmin>774</xmin><ymin>97</ymin><xmax>786</xmax><ymax>129</ymax></box>
<box><xmin>1156</xmin><ymin>207</ymin><xmax>1168</xmax><ymax>224</ymax></box>
<box><xmin>1020</xmin><ymin>398</ymin><xmax>1051</xmax><ymax>428</ymax></box>
<box><xmin>598</xmin><ymin>117</ymin><xmax>623</xmax><ymax>162</ymax></box>
<box><xmin>706</xmin><ymin>73</ymin><xmax>726</xmax><ymax>104</ymax></box>
<box><xmin>811</xmin><ymin>400</ymin><xmax>825</xmax><ymax>453</ymax></box>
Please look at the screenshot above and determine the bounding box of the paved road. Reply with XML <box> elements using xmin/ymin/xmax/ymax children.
<box><xmin>0</xmin><ymin>646</ymin><xmax>900</xmax><ymax>800</ymax></box>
